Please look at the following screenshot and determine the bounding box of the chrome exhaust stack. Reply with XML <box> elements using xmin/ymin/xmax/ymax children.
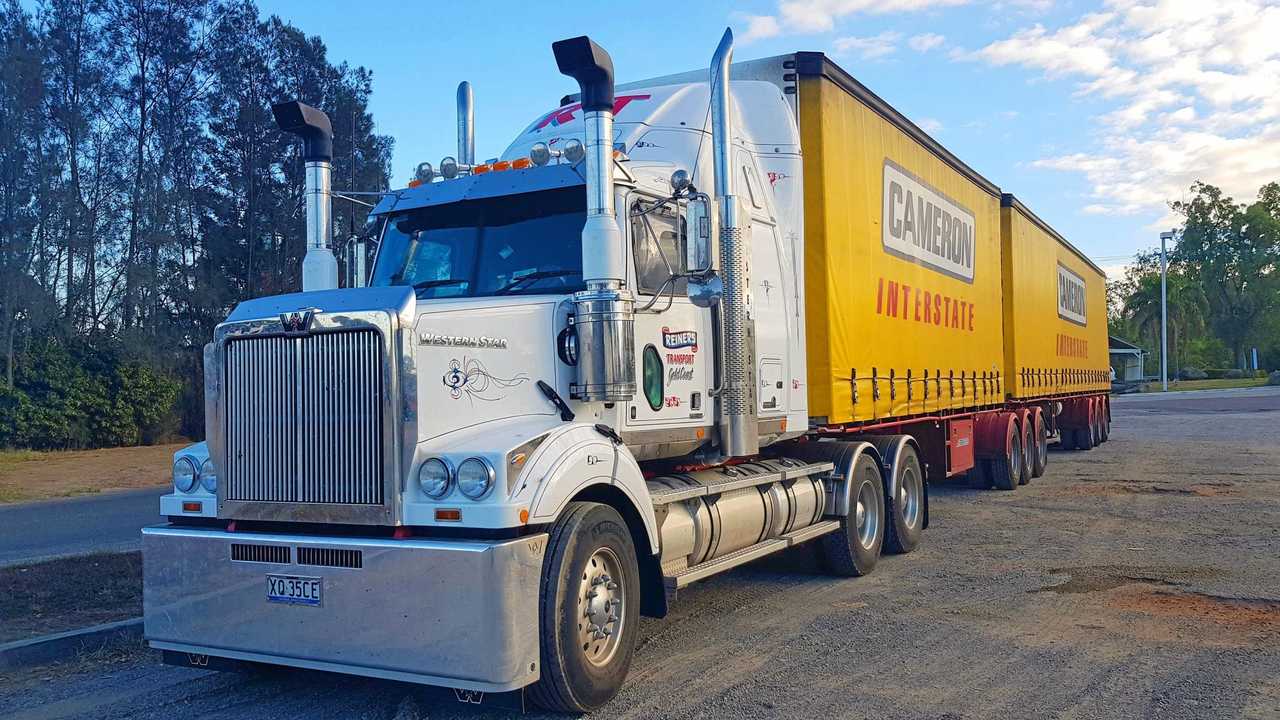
<box><xmin>553</xmin><ymin>36</ymin><xmax>635</xmax><ymax>402</ymax></box>
<box><xmin>709</xmin><ymin>28</ymin><xmax>758</xmax><ymax>457</ymax></box>
<box><xmin>272</xmin><ymin>101</ymin><xmax>338</xmax><ymax>292</ymax></box>
<box><xmin>456</xmin><ymin>81</ymin><xmax>475</xmax><ymax>166</ymax></box>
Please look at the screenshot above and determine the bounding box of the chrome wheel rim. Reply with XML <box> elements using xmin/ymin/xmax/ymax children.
<box><xmin>577</xmin><ymin>547</ymin><xmax>625</xmax><ymax>667</ymax></box>
<box><xmin>899</xmin><ymin>464</ymin><xmax>922</xmax><ymax>529</ymax></box>
<box><xmin>855</xmin><ymin>477</ymin><xmax>880</xmax><ymax>549</ymax></box>
<box><xmin>1011</xmin><ymin>435</ymin><xmax>1022</xmax><ymax>480</ymax></box>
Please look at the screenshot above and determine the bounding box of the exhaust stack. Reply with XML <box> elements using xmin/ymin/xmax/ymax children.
<box><xmin>457</xmin><ymin>81</ymin><xmax>475</xmax><ymax>165</ymax></box>
<box><xmin>552</xmin><ymin>35</ymin><xmax>635</xmax><ymax>402</ymax></box>
<box><xmin>710</xmin><ymin>28</ymin><xmax>759</xmax><ymax>457</ymax></box>
<box><xmin>272</xmin><ymin>101</ymin><xmax>338</xmax><ymax>292</ymax></box>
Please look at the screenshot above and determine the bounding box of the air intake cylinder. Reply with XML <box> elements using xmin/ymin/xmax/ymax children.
<box><xmin>552</xmin><ymin>35</ymin><xmax>635</xmax><ymax>401</ymax></box>
<box><xmin>272</xmin><ymin>101</ymin><xmax>338</xmax><ymax>292</ymax></box>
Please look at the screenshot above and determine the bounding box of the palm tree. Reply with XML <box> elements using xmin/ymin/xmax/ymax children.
<box><xmin>1123</xmin><ymin>271</ymin><xmax>1209</xmax><ymax>376</ymax></box>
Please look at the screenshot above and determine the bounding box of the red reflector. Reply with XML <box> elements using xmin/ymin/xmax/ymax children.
<box><xmin>392</xmin><ymin>526</ymin><xmax>413</xmax><ymax>539</ymax></box>
<box><xmin>435</xmin><ymin>508</ymin><xmax>462</xmax><ymax>522</ymax></box>
<box><xmin>182</xmin><ymin>501</ymin><xmax>202</xmax><ymax>513</ymax></box>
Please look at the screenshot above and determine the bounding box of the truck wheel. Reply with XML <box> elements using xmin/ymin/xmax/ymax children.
<box><xmin>820</xmin><ymin>452</ymin><xmax>884</xmax><ymax>576</ymax></box>
<box><xmin>1018</xmin><ymin>422</ymin><xmax>1034</xmax><ymax>485</ymax></box>
<box><xmin>967</xmin><ymin>459</ymin><xmax>993</xmax><ymax>489</ymax></box>
<box><xmin>1101</xmin><ymin>405</ymin><xmax>1111</xmax><ymax>442</ymax></box>
<box><xmin>1075</xmin><ymin>422</ymin><xmax>1094</xmax><ymax>451</ymax></box>
<box><xmin>528</xmin><ymin>502</ymin><xmax>640</xmax><ymax>713</ymax></box>
<box><xmin>884</xmin><ymin>443</ymin><xmax>924</xmax><ymax>554</ymax></box>
<box><xmin>1031</xmin><ymin>412</ymin><xmax>1048</xmax><ymax>478</ymax></box>
<box><xmin>992</xmin><ymin>428</ymin><xmax>1022</xmax><ymax>491</ymax></box>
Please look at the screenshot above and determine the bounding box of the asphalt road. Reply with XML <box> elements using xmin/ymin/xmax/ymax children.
<box><xmin>2</xmin><ymin>386</ymin><xmax>1278</xmax><ymax>719</ymax></box>
<box><xmin>0</xmin><ymin>488</ymin><xmax>165</xmax><ymax>568</ymax></box>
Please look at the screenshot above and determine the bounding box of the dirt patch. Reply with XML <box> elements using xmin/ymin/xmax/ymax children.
<box><xmin>1035</xmin><ymin>565</ymin><xmax>1218</xmax><ymax>594</ymax></box>
<box><xmin>1108</xmin><ymin>587</ymin><xmax>1280</xmax><ymax>635</ymax></box>
<box><xmin>1045</xmin><ymin>481</ymin><xmax>1237</xmax><ymax>498</ymax></box>
<box><xmin>0</xmin><ymin>444</ymin><xmax>184</xmax><ymax>504</ymax></box>
<box><xmin>0</xmin><ymin>552</ymin><xmax>142</xmax><ymax>643</ymax></box>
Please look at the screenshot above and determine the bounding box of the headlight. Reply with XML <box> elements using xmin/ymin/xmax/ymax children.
<box><xmin>457</xmin><ymin>457</ymin><xmax>495</xmax><ymax>499</ymax></box>
<box><xmin>173</xmin><ymin>456</ymin><xmax>199</xmax><ymax>493</ymax></box>
<box><xmin>200</xmin><ymin>458</ymin><xmax>217</xmax><ymax>493</ymax></box>
<box><xmin>418</xmin><ymin>458</ymin><xmax>453</xmax><ymax>499</ymax></box>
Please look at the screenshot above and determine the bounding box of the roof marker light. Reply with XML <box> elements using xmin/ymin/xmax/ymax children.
<box><xmin>511</xmin><ymin>157</ymin><xmax>532</xmax><ymax>170</ymax></box>
<box><xmin>492</xmin><ymin>160</ymin><xmax>512</xmax><ymax>172</ymax></box>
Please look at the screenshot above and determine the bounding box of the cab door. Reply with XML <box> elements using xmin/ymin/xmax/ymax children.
<box><xmin>624</xmin><ymin>193</ymin><xmax>713</xmax><ymax>430</ymax></box>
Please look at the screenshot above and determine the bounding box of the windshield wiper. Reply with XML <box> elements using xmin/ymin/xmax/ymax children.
<box><xmin>413</xmin><ymin>278</ymin><xmax>468</xmax><ymax>291</ymax></box>
<box><xmin>493</xmin><ymin>269</ymin><xmax>581</xmax><ymax>295</ymax></box>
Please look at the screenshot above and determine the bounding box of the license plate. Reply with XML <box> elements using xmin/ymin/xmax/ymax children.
<box><xmin>267</xmin><ymin>574</ymin><xmax>322</xmax><ymax>607</ymax></box>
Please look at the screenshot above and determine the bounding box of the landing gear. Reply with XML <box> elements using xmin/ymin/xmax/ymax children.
<box><xmin>820</xmin><ymin>452</ymin><xmax>884</xmax><ymax>576</ymax></box>
<box><xmin>529</xmin><ymin>502</ymin><xmax>640</xmax><ymax>713</ymax></box>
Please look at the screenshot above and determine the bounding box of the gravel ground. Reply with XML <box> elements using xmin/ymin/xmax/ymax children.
<box><xmin>2</xmin><ymin>387</ymin><xmax>1277</xmax><ymax>719</ymax></box>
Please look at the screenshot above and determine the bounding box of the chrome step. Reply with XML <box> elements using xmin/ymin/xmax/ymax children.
<box><xmin>648</xmin><ymin>460</ymin><xmax>835</xmax><ymax>507</ymax></box>
<box><xmin>663</xmin><ymin>519</ymin><xmax>842</xmax><ymax>590</ymax></box>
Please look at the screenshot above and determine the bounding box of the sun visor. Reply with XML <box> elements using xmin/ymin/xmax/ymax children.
<box><xmin>372</xmin><ymin>163</ymin><xmax>586</xmax><ymax>216</ymax></box>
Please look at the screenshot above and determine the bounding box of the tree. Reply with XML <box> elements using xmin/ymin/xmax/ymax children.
<box><xmin>1171</xmin><ymin>181</ymin><xmax>1280</xmax><ymax>368</ymax></box>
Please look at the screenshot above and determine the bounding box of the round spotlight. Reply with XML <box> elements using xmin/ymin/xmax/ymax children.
<box><xmin>200</xmin><ymin>457</ymin><xmax>217</xmax><ymax>493</ymax></box>
<box><xmin>457</xmin><ymin>457</ymin><xmax>495</xmax><ymax>500</ymax></box>
<box><xmin>441</xmin><ymin>156</ymin><xmax>459</xmax><ymax>179</ymax></box>
<box><xmin>173</xmin><ymin>456</ymin><xmax>199</xmax><ymax>494</ymax></box>
<box><xmin>563</xmin><ymin>138</ymin><xmax>585</xmax><ymax>165</ymax></box>
<box><xmin>530</xmin><ymin>142</ymin><xmax>554</xmax><ymax>166</ymax></box>
<box><xmin>418</xmin><ymin>458</ymin><xmax>453</xmax><ymax>499</ymax></box>
<box><xmin>670</xmin><ymin>168</ymin><xmax>691</xmax><ymax>193</ymax></box>
<box><xmin>414</xmin><ymin>161</ymin><xmax>435</xmax><ymax>183</ymax></box>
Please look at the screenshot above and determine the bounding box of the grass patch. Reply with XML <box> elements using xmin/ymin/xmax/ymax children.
<box><xmin>0</xmin><ymin>443</ymin><xmax>180</xmax><ymax>505</ymax></box>
<box><xmin>1140</xmin><ymin>378</ymin><xmax>1268</xmax><ymax>393</ymax></box>
<box><xmin>0</xmin><ymin>552</ymin><xmax>142</xmax><ymax>644</ymax></box>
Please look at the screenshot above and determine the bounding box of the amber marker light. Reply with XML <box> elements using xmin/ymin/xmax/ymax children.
<box><xmin>511</xmin><ymin>157</ymin><xmax>533</xmax><ymax>170</ymax></box>
<box><xmin>435</xmin><ymin>508</ymin><xmax>462</xmax><ymax>522</ymax></box>
<box><xmin>182</xmin><ymin>501</ymin><xmax>202</xmax><ymax>513</ymax></box>
<box><xmin>519</xmin><ymin>508</ymin><xmax>530</xmax><ymax>524</ymax></box>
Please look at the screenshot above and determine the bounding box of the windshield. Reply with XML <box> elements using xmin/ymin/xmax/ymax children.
<box><xmin>370</xmin><ymin>187</ymin><xmax>586</xmax><ymax>299</ymax></box>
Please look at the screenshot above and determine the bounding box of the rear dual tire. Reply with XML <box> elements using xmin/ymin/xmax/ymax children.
<box><xmin>992</xmin><ymin>426</ymin><xmax>1023</xmax><ymax>491</ymax></box>
<box><xmin>821</xmin><ymin>453</ymin><xmax>885</xmax><ymax>576</ymax></box>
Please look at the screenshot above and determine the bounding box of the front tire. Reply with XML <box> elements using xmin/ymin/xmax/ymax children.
<box><xmin>820</xmin><ymin>452</ymin><xmax>885</xmax><ymax>576</ymax></box>
<box><xmin>529</xmin><ymin>502</ymin><xmax>640</xmax><ymax>713</ymax></box>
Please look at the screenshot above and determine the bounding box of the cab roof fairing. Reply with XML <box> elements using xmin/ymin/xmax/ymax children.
<box><xmin>501</xmin><ymin>80</ymin><xmax>800</xmax><ymax>196</ymax></box>
<box><xmin>369</xmin><ymin>163</ymin><xmax>586</xmax><ymax>216</ymax></box>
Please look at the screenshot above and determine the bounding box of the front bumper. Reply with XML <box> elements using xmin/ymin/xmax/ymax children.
<box><xmin>142</xmin><ymin>526</ymin><xmax>548</xmax><ymax>692</ymax></box>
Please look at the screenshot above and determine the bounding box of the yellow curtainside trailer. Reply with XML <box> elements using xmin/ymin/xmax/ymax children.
<box><xmin>796</xmin><ymin>58</ymin><xmax>1006</xmax><ymax>426</ymax></box>
<box><xmin>1000</xmin><ymin>195</ymin><xmax>1111</xmax><ymax>399</ymax></box>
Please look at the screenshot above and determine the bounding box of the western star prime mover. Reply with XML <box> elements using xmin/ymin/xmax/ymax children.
<box><xmin>143</xmin><ymin>30</ymin><xmax>1111</xmax><ymax>712</ymax></box>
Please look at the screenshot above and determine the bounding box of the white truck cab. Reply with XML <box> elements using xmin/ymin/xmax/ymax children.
<box><xmin>144</xmin><ymin>31</ymin><xmax>903</xmax><ymax>713</ymax></box>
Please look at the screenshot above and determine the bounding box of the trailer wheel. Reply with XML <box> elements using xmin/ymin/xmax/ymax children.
<box><xmin>1101</xmin><ymin>403</ymin><xmax>1111</xmax><ymax>442</ymax></box>
<box><xmin>820</xmin><ymin>452</ymin><xmax>884</xmax><ymax>576</ymax></box>
<box><xmin>1018</xmin><ymin>421</ymin><xmax>1034</xmax><ymax>485</ymax></box>
<box><xmin>1030</xmin><ymin>411</ymin><xmax>1048</xmax><ymax>478</ymax></box>
<box><xmin>967</xmin><ymin>459</ymin><xmax>993</xmax><ymax>489</ymax></box>
<box><xmin>884</xmin><ymin>443</ymin><xmax>924</xmax><ymax>554</ymax></box>
<box><xmin>992</xmin><ymin>425</ymin><xmax>1022</xmax><ymax>491</ymax></box>
<box><xmin>1074</xmin><ymin>425</ymin><xmax>1094</xmax><ymax>451</ymax></box>
<box><xmin>529</xmin><ymin>502</ymin><xmax>640</xmax><ymax>713</ymax></box>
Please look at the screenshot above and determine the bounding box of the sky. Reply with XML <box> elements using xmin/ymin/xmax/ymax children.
<box><xmin>255</xmin><ymin>0</ymin><xmax>1280</xmax><ymax>278</ymax></box>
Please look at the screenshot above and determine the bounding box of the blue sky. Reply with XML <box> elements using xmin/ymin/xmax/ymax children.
<box><xmin>261</xmin><ymin>1</ymin><xmax>1280</xmax><ymax>277</ymax></box>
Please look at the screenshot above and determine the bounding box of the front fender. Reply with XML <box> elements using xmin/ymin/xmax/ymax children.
<box><xmin>514</xmin><ymin>423</ymin><xmax>659</xmax><ymax>555</ymax></box>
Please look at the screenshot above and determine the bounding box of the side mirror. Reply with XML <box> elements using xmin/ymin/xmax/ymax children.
<box><xmin>345</xmin><ymin>236</ymin><xmax>367</xmax><ymax>288</ymax></box>
<box><xmin>683</xmin><ymin>195</ymin><xmax>716</xmax><ymax>274</ymax></box>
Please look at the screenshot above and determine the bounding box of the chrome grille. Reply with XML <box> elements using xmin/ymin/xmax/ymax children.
<box><xmin>224</xmin><ymin>329</ymin><xmax>385</xmax><ymax>506</ymax></box>
<box><xmin>230</xmin><ymin>543</ymin><xmax>290</xmax><ymax>564</ymax></box>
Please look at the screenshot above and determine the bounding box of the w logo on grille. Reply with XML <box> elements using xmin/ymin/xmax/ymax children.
<box><xmin>280</xmin><ymin>308</ymin><xmax>319</xmax><ymax>334</ymax></box>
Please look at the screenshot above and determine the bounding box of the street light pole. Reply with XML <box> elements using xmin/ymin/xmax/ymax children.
<box><xmin>1159</xmin><ymin>230</ymin><xmax>1175</xmax><ymax>391</ymax></box>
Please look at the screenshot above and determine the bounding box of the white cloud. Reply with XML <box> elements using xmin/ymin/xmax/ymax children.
<box><xmin>833</xmin><ymin>31</ymin><xmax>902</xmax><ymax>59</ymax></box>
<box><xmin>741</xmin><ymin>0</ymin><xmax>969</xmax><ymax>39</ymax></box>
<box><xmin>964</xmin><ymin>0</ymin><xmax>1280</xmax><ymax>219</ymax></box>
<box><xmin>740</xmin><ymin>14</ymin><xmax>782</xmax><ymax>42</ymax></box>
<box><xmin>908</xmin><ymin>33</ymin><xmax>945</xmax><ymax>51</ymax></box>
<box><xmin>917</xmin><ymin>117</ymin><xmax>944</xmax><ymax>132</ymax></box>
